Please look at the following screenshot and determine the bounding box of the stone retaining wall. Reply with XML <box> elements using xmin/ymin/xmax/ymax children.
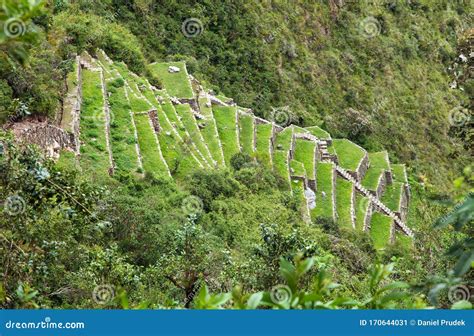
<box><xmin>16</xmin><ymin>124</ymin><xmax>76</xmax><ymax>159</ymax></box>
<box><xmin>356</xmin><ymin>153</ymin><xmax>369</xmax><ymax>181</ymax></box>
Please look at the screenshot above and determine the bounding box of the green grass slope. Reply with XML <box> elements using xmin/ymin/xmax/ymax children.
<box><xmin>335</xmin><ymin>177</ymin><xmax>354</xmax><ymax>229</ymax></box>
<box><xmin>239</xmin><ymin>114</ymin><xmax>255</xmax><ymax>157</ymax></box>
<box><xmin>213</xmin><ymin>106</ymin><xmax>240</xmax><ymax>166</ymax></box>
<box><xmin>370</xmin><ymin>213</ymin><xmax>392</xmax><ymax>250</ymax></box>
<box><xmin>107</xmin><ymin>83</ymin><xmax>139</xmax><ymax>173</ymax></box>
<box><xmin>293</xmin><ymin>139</ymin><xmax>316</xmax><ymax>180</ymax></box>
<box><xmin>332</xmin><ymin>139</ymin><xmax>365</xmax><ymax>172</ymax></box>
<box><xmin>312</xmin><ymin>162</ymin><xmax>335</xmax><ymax>220</ymax></box>
<box><xmin>255</xmin><ymin>123</ymin><xmax>273</xmax><ymax>168</ymax></box>
<box><xmin>362</xmin><ymin>151</ymin><xmax>390</xmax><ymax>191</ymax></box>
<box><xmin>79</xmin><ymin>69</ymin><xmax>110</xmax><ymax>177</ymax></box>
<box><xmin>148</xmin><ymin>62</ymin><xmax>194</xmax><ymax>99</ymax></box>
<box><xmin>174</xmin><ymin>103</ymin><xmax>213</xmax><ymax>166</ymax></box>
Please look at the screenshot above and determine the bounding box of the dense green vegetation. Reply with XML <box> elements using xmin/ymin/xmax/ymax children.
<box><xmin>1</xmin><ymin>0</ymin><xmax>472</xmax><ymax>311</ymax></box>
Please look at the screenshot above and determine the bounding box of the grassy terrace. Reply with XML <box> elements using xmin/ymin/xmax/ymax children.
<box><xmin>160</xmin><ymin>99</ymin><xmax>208</xmax><ymax>167</ymax></box>
<box><xmin>79</xmin><ymin>69</ymin><xmax>109</xmax><ymax>177</ymax></box>
<box><xmin>213</xmin><ymin>106</ymin><xmax>240</xmax><ymax>166</ymax></box>
<box><xmin>148</xmin><ymin>62</ymin><xmax>194</xmax><ymax>99</ymax></box>
<box><xmin>174</xmin><ymin>104</ymin><xmax>213</xmax><ymax>165</ymax></box>
<box><xmin>370</xmin><ymin>213</ymin><xmax>392</xmax><ymax>249</ymax></box>
<box><xmin>391</xmin><ymin>164</ymin><xmax>408</xmax><ymax>183</ymax></box>
<box><xmin>332</xmin><ymin>139</ymin><xmax>365</xmax><ymax>171</ymax></box>
<box><xmin>274</xmin><ymin>151</ymin><xmax>290</xmax><ymax>188</ymax></box>
<box><xmin>272</xmin><ymin>128</ymin><xmax>293</xmax><ymax>188</ymax></box>
<box><xmin>306</xmin><ymin>126</ymin><xmax>331</xmax><ymax>139</ymax></box>
<box><xmin>275</xmin><ymin>127</ymin><xmax>293</xmax><ymax>150</ymax></box>
<box><xmin>196</xmin><ymin>101</ymin><xmax>225</xmax><ymax>167</ymax></box>
<box><xmin>290</xmin><ymin>160</ymin><xmax>306</xmax><ymax>177</ymax></box>
<box><xmin>255</xmin><ymin>123</ymin><xmax>273</xmax><ymax>167</ymax></box>
<box><xmin>133</xmin><ymin>113</ymin><xmax>169</xmax><ymax>175</ymax></box>
<box><xmin>312</xmin><ymin>162</ymin><xmax>334</xmax><ymax>220</ymax></box>
<box><xmin>127</xmin><ymin>88</ymin><xmax>152</xmax><ymax>112</ymax></box>
<box><xmin>239</xmin><ymin>114</ymin><xmax>255</xmax><ymax>156</ymax></box>
<box><xmin>113</xmin><ymin>63</ymin><xmax>140</xmax><ymax>94</ymax></box>
<box><xmin>293</xmin><ymin>139</ymin><xmax>316</xmax><ymax>180</ymax></box>
<box><xmin>369</xmin><ymin>151</ymin><xmax>390</xmax><ymax>170</ymax></box>
<box><xmin>336</xmin><ymin>177</ymin><xmax>354</xmax><ymax>229</ymax></box>
<box><xmin>153</xmin><ymin>105</ymin><xmax>197</xmax><ymax>179</ymax></box>
<box><xmin>292</xmin><ymin>178</ymin><xmax>309</xmax><ymax>221</ymax></box>
<box><xmin>355</xmin><ymin>194</ymin><xmax>370</xmax><ymax>231</ymax></box>
<box><xmin>107</xmin><ymin>83</ymin><xmax>139</xmax><ymax>173</ymax></box>
<box><xmin>362</xmin><ymin>151</ymin><xmax>390</xmax><ymax>191</ymax></box>
<box><xmin>381</xmin><ymin>182</ymin><xmax>404</xmax><ymax>212</ymax></box>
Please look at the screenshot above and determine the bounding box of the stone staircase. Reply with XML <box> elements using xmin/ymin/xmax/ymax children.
<box><xmin>335</xmin><ymin>165</ymin><xmax>414</xmax><ymax>237</ymax></box>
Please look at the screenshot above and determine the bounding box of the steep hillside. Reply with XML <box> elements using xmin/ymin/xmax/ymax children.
<box><xmin>0</xmin><ymin>0</ymin><xmax>471</xmax><ymax>310</ymax></box>
<box><xmin>55</xmin><ymin>50</ymin><xmax>414</xmax><ymax>250</ymax></box>
<box><xmin>48</xmin><ymin>0</ymin><xmax>472</xmax><ymax>188</ymax></box>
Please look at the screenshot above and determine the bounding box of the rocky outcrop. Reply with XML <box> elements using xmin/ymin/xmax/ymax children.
<box><xmin>14</xmin><ymin>123</ymin><xmax>76</xmax><ymax>159</ymax></box>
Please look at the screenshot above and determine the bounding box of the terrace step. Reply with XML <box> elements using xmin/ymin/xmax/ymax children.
<box><xmin>335</xmin><ymin>165</ymin><xmax>413</xmax><ymax>237</ymax></box>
